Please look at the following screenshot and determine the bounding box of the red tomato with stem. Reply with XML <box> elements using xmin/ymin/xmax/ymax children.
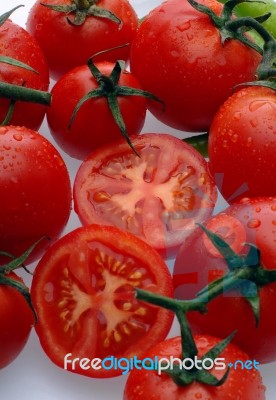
<box><xmin>46</xmin><ymin>61</ymin><xmax>148</xmax><ymax>159</ymax></box>
<box><xmin>124</xmin><ymin>336</ymin><xmax>265</xmax><ymax>400</ymax></box>
<box><xmin>0</xmin><ymin>272</ymin><xmax>34</xmax><ymax>369</ymax></box>
<box><xmin>0</xmin><ymin>18</ymin><xmax>49</xmax><ymax>130</ymax></box>
<box><xmin>208</xmin><ymin>86</ymin><xmax>276</xmax><ymax>203</ymax></box>
<box><xmin>26</xmin><ymin>0</ymin><xmax>139</xmax><ymax>80</ymax></box>
<box><xmin>31</xmin><ymin>224</ymin><xmax>174</xmax><ymax>378</ymax></box>
<box><xmin>173</xmin><ymin>197</ymin><xmax>276</xmax><ymax>363</ymax></box>
<box><xmin>73</xmin><ymin>133</ymin><xmax>217</xmax><ymax>258</ymax></box>
<box><xmin>0</xmin><ymin>125</ymin><xmax>71</xmax><ymax>265</ymax></box>
<box><xmin>130</xmin><ymin>0</ymin><xmax>261</xmax><ymax>132</ymax></box>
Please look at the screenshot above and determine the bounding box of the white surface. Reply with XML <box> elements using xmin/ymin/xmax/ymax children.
<box><xmin>0</xmin><ymin>1</ymin><xmax>275</xmax><ymax>399</ymax></box>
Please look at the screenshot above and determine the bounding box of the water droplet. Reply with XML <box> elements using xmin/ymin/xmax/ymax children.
<box><xmin>13</xmin><ymin>133</ymin><xmax>23</xmax><ymax>141</ymax></box>
<box><xmin>271</xmin><ymin>205</ymin><xmax>276</xmax><ymax>211</ymax></box>
<box><xmin>272</xmin><ymin>221</ymin><xmax>276</xmax><ymax>226</ymax></box>
<box><xmin>233</xmin><ymin>111</ymin><xmax>241</xmax><ymax>120</ymax></box>
<box><xmin>250</xmin><ymin>119</ymin><xmax>258</xmax><ymax>128</ymax></box>
<box><xmin>246</xmin><ymin>137</ymin><xmax>253</xmax><ymax>147</ymax></box>
<box><xmin>249</xmin><ymin>99</ymin><xmax>276</xmax><ymax>112</ymax></box>
<box><xmin>3</xmin><ymin>145</ymin><xmax>11</xmax><ymax>150</ymax></box>
<box><xmin>10</xmin><ymin>177</ymin><xmax>19</xmax><ymax>184</ymax></box>
<box><xmin>255</xmin><ymin>207</ymin><xmax>261</xmax><ymax>213</ymax></box>
<box><xmin>171</xmin><ymin>50</ymin><xmax>180</xmax><ymax>58</ymax></box>
<box><xmin>247</xmin><ymin>219</ymin><xmax>261</xmax><ymax>229</ymax></box>
<box><xmin>231</xmin><ymin>134</ymin><xmax>239</xmax><ymax>143</ymax></box>
<box><xmin>176</xmin><ymin>21</ymin><xmax>191</xmax><ymax>32</ymax></box>
<box><xmin>35</xmin><ymin>23</ymin><xmax>43</xmax><ymax>31</ymax></box>
<box><xmin>222</xmin><ymin>139</ymin><xmax>228</xmax><ymax>148</ymax></box>
<box><xmin>195</xmin><ymin>393</ymin><xmax>202</xmax><ymax>399</ymax></box>
<box><xmin>0</xmin><ymin>127</ymin><xmax>8</xmax><ymax>135</ymax></box>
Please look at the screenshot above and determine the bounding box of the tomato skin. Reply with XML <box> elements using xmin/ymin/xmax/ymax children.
<box><xmin>174</xmin><ymin>197</ymin><xmax>276</xmax><ymax>363</ymax></box>
<box><xmin>0</xmin><ymin>272</ymin><xmax>34</xmax><ymax>369</ymax></box>
<box><xmin>0</xmin><ymin>125</ymin><xmax>71</xmax><ymax>264</ymax></box>
<box><xmin>73</xmin><ymin>133</ymin><xmax>217</xmax><ymax>258</ymax></box>
<box><xmin>46</xmin><ymin>62</ymin><xmax>147</xmax><ymax>159</ymax></box>
<box><xmin>208</xmin><ymin>86</ymin><xmax>276</xmax><ymax>203</ymax></box>
<box><xmin>0</xmin><ymin>19</ymin><xmax>49</xmax><ymax>130</ymax></box>
<box><xmin>130</xmin><ymin>0</ymin><xmax>261</xmax><ymax>132</ymax></box>
<box><xmin>124</xmin><ymin>335</ymin><xmax>265</xmax><ymax>400</ymax></box>
<box><xmin>26</xmin><ymin>0</ymin><xmax>139</xmax><ymax>80</ymax></box>
<box><xmin>31</xmin><ymin>224</ymin><xmax>174</xmax><ymax>378</ymax></box>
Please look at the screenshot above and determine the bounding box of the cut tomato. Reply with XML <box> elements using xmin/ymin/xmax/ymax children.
<box><xmin>73</xmin><ymin>134</ymin><xmax>217</xmax><ymax>258</ymax></box>
<box><xmin>31</xmin><ymin>225</ymin><xmax>173</xmax><ymax>378</ymax></box>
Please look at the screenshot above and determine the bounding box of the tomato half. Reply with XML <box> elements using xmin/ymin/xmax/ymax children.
<box><xmin>0</xmin><ymin>18</ymin><xmax>49</xmax><ymax>130</ymax></box>
<box><xmin>0</xmin><ymin>125</ymin><xmax>71</xmax><ymax>264</ymax></box>
<box><xmin>26</xmin><ymin>0</ymin><xmax>139</xmax><ymax>80</ymax></box>
<box><xmin>0</xmin><ymin>272</ymin><xmax>34</xmax><ymax>369</ymax></box>
<box><xmin>130</xmin><ymin>0</ymin><xmax>261</xmax><ymax>132</ymax></box>
<box><xmin>173</xmin><ymin>197</ymin><xmax>276</xmax><ymax>363</ymax></box>
<box><xmin>73</xmin><ymin>133</ymin><xmax>217</xmax><ymax>258</ymax></box>
<box><xmin>123</xmin><ymin>336</ymin><xmax>265</xmax><ymax>400</ymax></box>
<box><xmin>31</xmin><ymin>224</ymin><xmax>174</xmax><ymax>378</ymax></box>
<box><xmin>208</xmin><ymin>86</ymin><xmax>276</xmax><ymax>202</ymax></box>
<box><xmin>46</xmin><ymin>62</ymin><xmax>147</xmax><ymax>159</ymax></box>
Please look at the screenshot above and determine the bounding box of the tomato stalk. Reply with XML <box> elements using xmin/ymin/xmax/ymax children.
<box><xmin>69</xmin><ymin>51</ymin><xmax>164</xmax><ymax>156</ymax></box>
<box><xmin>40</xmin><ymin>0</ymin><xmax>122</xmax><ymax>26</ymax></box>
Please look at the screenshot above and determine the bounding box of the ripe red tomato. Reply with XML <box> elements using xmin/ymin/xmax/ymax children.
<box><xmin>73</xmin><ymin>133</ymin><xmax>217</xmax><ymax>258</ymax></box>
<box><xmin>31</xmin><ymin>224</ymin><xmax>174</xmax><ymax>378</ymax></box>
<box><xmin>46</xmin><ymin>61</ymin><xmax>148</xmax><ymax>159</ymax></box>
<box><xmin>174</xmin><ymin>197</ymin><xmax>276</xmax><ymax>363</ymax></box>
<box><xmin>26</xmin><ymin>0</ymin><xmax>139</xmax><ymax>80</ymax></box>
<box><xmin>130</xmin><ymin>0</ymin><xmax>261</xmax><ymax>132</ymax></box>
<box><xmin>0</xmin><ymin>18</ymin><xmax>49</xmax><ymax>130</ymax></box>
<box><xmin>0</xmin><ymin>125</ymin><xmax>71</xmax><ymax>264</ymax></box>
<box><xmin>208</xmin><ymin>86</ymin><xmax>276</xmax><ymax>203</ymax></box>
<box><xmin>0</xmin><ymin>272</ymin><xmax>34</xmax><ymax>369</ymax></box>
<box><xmin>123</xmin><ymin>335</ymin><xmax>265</xmax><ymax>400</ymax></box>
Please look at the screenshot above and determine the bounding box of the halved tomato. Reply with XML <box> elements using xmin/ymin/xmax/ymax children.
<box><xmin>31</xmin><ymin>224</ymin><xmax>173</xmax><ymax>378</ymax></box>
<box><xmin>73</xmin><ymin>134</ymin><xmax>217</xmax><ymax>258</ymax></box>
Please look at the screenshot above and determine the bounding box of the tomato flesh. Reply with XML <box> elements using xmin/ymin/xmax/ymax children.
<box><xmin>32</xmin><ymin>225</ymin><xmax>174</xmax><ymax>378</ymax></box>
<box><xmin>73</xmin><ymin>133</ymin><xmax>217</xmax><ymax>258</ymax></box>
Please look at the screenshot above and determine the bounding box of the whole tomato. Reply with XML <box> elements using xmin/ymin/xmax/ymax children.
<box><xmin>208</xmin><ymin>86</ymin><xmax>276</xmax><ymax>202</ymax></box>
<box><xmin>0</xmin><ymin>125</ymin><xmax>72</xmax><ymax>264</ymax></box>
<box><xmin>46</xmin><ymin>61</ymin><xmax>149</xmax><ymax>159</ymax></box>
<box><xmin>26</xmin><ymin>0</ymin><xmax>139</xmax><ymax>80</ymax></box>
<box><xmin>124</xmin><ymin>336</ymin><xmax>265</xmax><ymax>400</ymax></box>
<box><xmin>130</xmin><ymin>0</ymin><xmax>261</xmax><ymax>132</ymax></box>
<box><xmin>174</xmin><ymin>197</ymin><xmax>276</xmax><ymax>363</ymax></box>
<box><xmin>0</xmin><ymin>272</ymin><xmax>34</xmax><ymax>369</ymax></box>
<box><xmin>0</xmin><ymin>16</ymin><xmax>49</xmax><ymax>130</ymax></box>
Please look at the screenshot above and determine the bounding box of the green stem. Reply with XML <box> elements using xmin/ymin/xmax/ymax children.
<box><xmin>74</xmin><ymin>0</ymin><xmax>92</xmax><ymax>9</ymax></box>
<box><xmin>183</xmin><ymin>133</ymin><xmax>209</xmax><ymax>158</ymax></box>
<box><xmin>0</xmin><ymin>82</ymin><xmax>51</xmax><ymax>105</ymax></box>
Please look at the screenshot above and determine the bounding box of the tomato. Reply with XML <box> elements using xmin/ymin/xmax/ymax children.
<box><xmin>130</xmin><ymin>0</ymin><xmax>261</xmax><ymax>132</ymax></box>
<box><xmin>26</xmin><ymin>0</ymin><xmax>139</xmax><ymax>80</ymax></box>
<box><xmin>46</xmin><ymin>61</ymin><xmax>148</xmax><ymax>159</ymax></box>
<box><xmin>208</xmin><ymin>86</ymin><xmax>276</xmax><ymax>203</ymax></box>
<box><xmin>73</xmin><ymin>133</ymin><xmax>217</xmax><ymax>258</ymax></box>
<box><xmin>0</xmin><ymin>18</ymin><xmax>49</xmax><ymax>130</ymax></box>
<box><xmin>0</xmin><ymin>125</ymin><xmax>71</xmax><ymax>264</ymax></box>
<box><xmin>173</xmin><ymin>197</ymin><xmax>276</xmax><ymax>363</ymax></box>
<box><xmin>123</xmin><ymin>335</ymin><xmax>265</xmax><ymax>400</ymax></box>
<box><xmin>31</xmin><ymin>224</ymin><xmax>174</xmax><ymax>378</ymax></box>
<box><xmin>0</xmin><ymin>272</ymin><xmax>34</xmax><ymax>369</ymax></box>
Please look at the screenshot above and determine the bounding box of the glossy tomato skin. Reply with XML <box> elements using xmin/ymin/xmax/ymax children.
<box><xmin>31</xmin><ymin>224</ymin><xmax>174</xmax><ymax>378</ymax></box>
<box><xmin>208</xmin><ymin>86</ymin><xmax>276</xmax><ymax>203</ymax></box>
<box><xmin>174</xmin><ymin>197</ymin><xmax>276</xmax><ymax>363</ymax></box>
<box><xmin>130</xmin><ymin>0</ymin><xmax>261</xmax><ymax>132</ymax></box>
<box><xmin>124</xmin><ymin>335</ymin><xmax>265</xmax><ymax>400</ymax></box>
<box><xmin>0</xmin><ymin>125</ymin><xmax>71</xmax><ymax>265</ymax></box>
<box><xmin>0</xmin><ymin>19</ymin><xmax>49</xmax><ymax>130</ymax></box>
<box><xmin>73</xmin><ymin>133</ymin><xmax>217</xmax><ymax>258</ymax></box>
<box><xmin>26</xmin><ymin>0</ymin><xmax>139</xmax><ymax>80</ymax></box>
<box><xmin>46</xmin><ymin>62</ymin><xmax>147</xmax><ymax>159</ymax></box>
<box><xmin>0</xmin><ymin>272</ymin><xmax>34</xmax><ymax>369</ymax></box>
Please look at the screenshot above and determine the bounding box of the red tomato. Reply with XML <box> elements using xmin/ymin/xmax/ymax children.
<box><xmin>174</xmin><ymin>197</ymin><xmax>276</xmax><ymax>363</ymax></box>
<box><xmin>130</xmin><ymin>0</ymin><xmax>261</xmax><ymax>132</ymax></box>
<box><xmin>124</xmin><ymin>335</ymin><xmax>265</xmax><ymax>400</ymax></box>
<box><xmin>0</xmin><ymin>125</ymin><xmax>71</xmax><ymax>264</ymax></box>
<box><xmin>0</xmin><ymin>272</ymin><xmax>34</xmax><ymax>369</ymax></box>
<box><xmin>46</xmin><ymin>61</ymin><xmax>147</xmax><ymax>159</ymax></box>
<box><xmin>0</xmin><ymin>18</ymin><xmax>49</xmax><ymax>130</ymax></box>
<box><xmin>31</xmin><ymin>224</ymin><xmax>174</xmax><ymax>378</ymax></box>
<box><xmin>73</xmin><ymin>133</ymin><xmax>217</xmax><ymax>258</ymax></box>
<box><xmin>26</xmin><ymin>0</ymin><xmax>139</xmax><ymax>80</ymax></box>
<box><xmin>208</xmin><ymin>86</ymin><xmax>276</xmax><ymax>203</ymax></box>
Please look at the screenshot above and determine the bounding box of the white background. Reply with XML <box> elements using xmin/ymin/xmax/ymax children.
<box><xmin>0</xmin><ymin>1</ymin><xmax>275</xmax><ymax>399</ymax></box>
